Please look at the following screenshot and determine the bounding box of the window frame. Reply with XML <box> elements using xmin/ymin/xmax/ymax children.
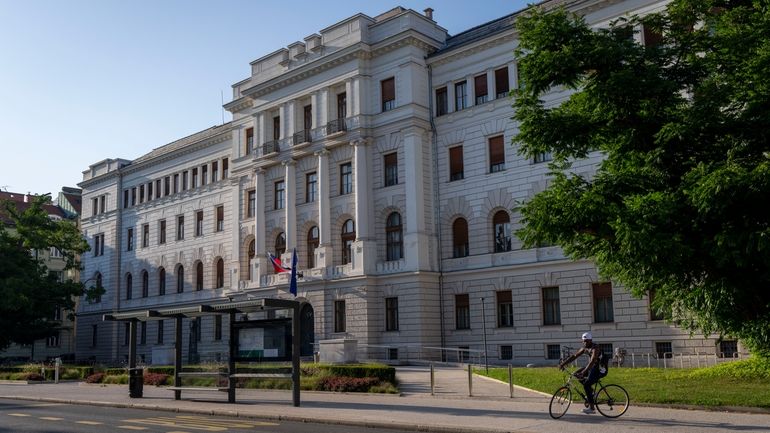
<box><xmin>385</xmin><ymin>297</ymin><xmax>399</xmax><ymax>331</ymax></box>
<box><xmin>455</xmin><ymin>294</ymin><xmax>470</xmax><ymax>330</ymax></box>
<box><xmin>592</xmin><ymin>282</ymin><xmax>614</xmax><ymax>323</ymax></box>
<box><xmin>383</xmin><ymin>152</ymin><xmax>398</xmax><ymax>187</ymax></box>
<box><xmin>274</xmin><ymin>180</ymin><xmax>285</xmax><ymax>210</ymax></box>
<box><xmin>381</xmin><ymin>77</ymin><xmax>395</xmax><ymax>112</ymax></box>
<box><xmin>449</xmin><ymin>146</ymin><xmax>464</xmax><ymax>181</ymax></box>
<box><xmin>334</xmin><ymin>299</ymin><xmax>346</xmax><ymax>333</ymax></box>
<box><xmin>385</xmin><ymin>212</ymin><xmax>403</xmax><ymax>261</ymax></box>
<box><xmin>542</xmin><ymin>286</ymin><xmax>561</xmax><ymax>326</ymax></box>
<box><xmin>340</xmin><ymin>162</ymin><xmax>353</xmax><ymax>195</ymax></box>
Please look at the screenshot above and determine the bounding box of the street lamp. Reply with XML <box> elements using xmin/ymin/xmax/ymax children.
<box><xmin>481</xmin><ymin>297</ymin><xmax>488</xmax><ymax>373</ymax></box>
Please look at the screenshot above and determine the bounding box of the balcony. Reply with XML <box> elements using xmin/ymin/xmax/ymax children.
<box><xmin>262</xmin><ymin>140</ymin><xmax>280</xmax><ymax>156</ymax></box>
<box><xmin>293</xmin><ymin>130</ymin><xmax>311</xmax><ymax>146</ymax></box>
<box><xmin>326</xmin><ymin>119</ymin><xmax>347</xmax><ymax>135</ymax></box>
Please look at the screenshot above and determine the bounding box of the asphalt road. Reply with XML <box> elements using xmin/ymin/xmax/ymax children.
<box><xmin>0</xmin><ymin>398</ymin><xmax>412</xmax><ymax>433</ymax></box>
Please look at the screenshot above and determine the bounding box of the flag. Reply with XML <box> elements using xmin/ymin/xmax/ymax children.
<box><xmin>268</xmin><ymin>252</ymin><xmax>291</xmax><ymax>274</ymax></box>
<box><xmin>289</xmin><ymin>248</ymin><xmax>298</xmax><ymax>297</ymax></box>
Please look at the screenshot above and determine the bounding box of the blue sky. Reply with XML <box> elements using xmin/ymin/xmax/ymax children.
<box><xmin>0</xmin><ymin>0</ymin><xmax>530</xmax><ymax>197</ymax></box>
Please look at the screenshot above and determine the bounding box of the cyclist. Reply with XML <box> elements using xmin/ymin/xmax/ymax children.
<box><xmin>557</xmin><ymin>332</ymin><xmax>607</xmax><ymax>414</ymax></box>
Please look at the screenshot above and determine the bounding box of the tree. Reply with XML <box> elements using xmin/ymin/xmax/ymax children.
<box><xmin>513</xmin><ymin>0</ymin><xmax>770</xmax><ymax>356</ymax></box>
<box><xmin>0</xmin><ymin>194</ymin><xmax>92</xmax><ymax>351</ymax></box>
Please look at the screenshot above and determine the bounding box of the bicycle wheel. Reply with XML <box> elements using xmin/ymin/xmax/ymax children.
<box><xmin>594</xmin><ymin>384</ymin><xmax>629</xmax><ymax>418</ymax></box>
<box><xmin>549</xmin><ymin>386</ymin><xmax>572</xmax><ymax>419</ymax></box>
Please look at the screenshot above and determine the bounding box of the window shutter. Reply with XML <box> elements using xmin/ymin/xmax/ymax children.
<box><xmin>593</xmin><ymin>282</ymin><xmax>612</xmax><ymax>297</ymax></box>
<box><xmin>489</xmin><ymin>136</ymin><xmax>505</xmax><ymax>165</ymax></box>
<box><xmin>475</xmin><ymin>74</ymin><xmax>487</xmax><ymax>96</ymax></box>
<box><xmin>449</xmin><ymin>146</ymin><xmax>464</xmax><ymax>176</ymax></box>
<box><xmin>497</xmin><ymin>290</ymin><xmax>512</xmax><ymax>303</ymax></box>
<box><xmin>381</xmin><ymin>77</ymin><xmax>395</xmax><ymax>102</ymax></box>
<box><xmin>495</xmin><ymin>68</ymin><xmax>509</xmax><ymax>94</ymax></box>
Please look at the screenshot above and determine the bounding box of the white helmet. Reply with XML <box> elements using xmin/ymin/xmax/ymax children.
<box><xmin>581</xmin><ymin>332</ymin><xmax>593</xmax><ymax>341</ymax></box>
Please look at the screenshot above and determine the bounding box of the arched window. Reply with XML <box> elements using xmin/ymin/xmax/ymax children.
<box><xmin>125</xmin><ymin>273</ymin><xmax>133</xmax><ymax>300</ymax></box>
<box><xmin>247</xmin><ymin>239</ymin><xmax>255</xmax><ymax>280</ymax></box>
<box><xmin>196</xmin><ymin>262</ymin><xmax>204</xmax><ymax>291</ymax></box>
<box><xmin>493</xmin><ymin>210</ymin><xmax>511</xmax><ymax>252</ymax></box>
<box><xmin>215</xmin><ymin>258</ymin><xmax>224</xmax><ymax>288</ymax></box>
<box><xmin>385</xmin><ymin>212</ymin><xmax>403</xmax><ymax>261</ymax></box>
<box><xmin>275</xmin><ymin>232</ymin><xmax>286</xmax><ymax>256</ymax></box>
<box><xmin>452</xmin><ymin>218</ymin><xmax>469</xmax><ymax>258</ymax></box>
<box><xmin>158</xmin><ymin>267</ymin><xmax>166</xmax><ymax>296</ymax></box>
<box><xmin>141</xmin><ymin>270</ymin><xmax>149</xmax><ymax>297</ymax></box>
<box><xmin>341</xmin><ymin>219</ymin><xmax>355</xmax><ymax>264</ymax></box>
<box><xmin>176</xmin><ymin>266</ymin><xmax>184</xmax><ymax>293</ymax></box>
<box><xmin>307</xmin><ymin>226</ymin><xmax>319</xmax><ymax>268</ymax></box>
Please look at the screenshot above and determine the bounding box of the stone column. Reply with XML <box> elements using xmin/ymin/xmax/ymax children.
<box><xmin>283</xmin><ymin>160</ymin><xmax>297</xmax><ymax>262</ymax></box>
<box><xmin>486</xmin><ymin>69</ymin><xmax>495</xmax><ymax>100</ymax></box>
<box><xmin>345</xmin><ymin>79</ymin><xmax>354</xmax><ymax>119</ymax></box>
<box><xmin>466</xmin><ymin>75</ymin><xmax>475</xmax><ymax>107</ymax></box>
<box><xmin>310</xmin><ymin>91</ymin><xmax>319</xmax><ymax>130</ymax></box>
<box><xmin>253</xmin><ymin>168</ymin><xmax>267</xmax><ymax>286</ymax></box>
<box><xmin>315</xmin><ymin>149</ymin><xmax>332</xmax><ymax>268</ymax></box>
<box><xmin>257</xmin><ymin>112</ymin><xmax>266</xmax><ymax>146</ymax></box>
<box><xmin>319</xmin><ymin>88</ymin><xmax>329</xmax><ymax>128</ymax></box>
<box><xmin>229</xmin><ymin>177</ymin><xmax>241</xmax><ymax>290</ymax></box>
<box><xmin>352</xmin><ymin>138</ymin><xmax>375</xmax><ymax>273</ymax></box>
<box><xmin>403</xmin><ymin>126</ymin><xmax>430</xmax><ymax>270</ymax></box>
<box><xmin>447</xmin><ymin>81</ymin><xmax>455</xmax><ymax>113</ymax></box>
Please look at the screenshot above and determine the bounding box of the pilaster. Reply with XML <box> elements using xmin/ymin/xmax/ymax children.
<box><xmin>403</xmin><ymin>126</ymin><xmax>430</xmax><ymax>270</ymax></box>
<box><xmin>253</xmin><ymin>168</ymin><xmax>267</xmax><ymax>286</ymax></box>
<box><xmin>316</xmin><ymin>149</ymin><xmax>332</xmax><ymax>268</ymax></box>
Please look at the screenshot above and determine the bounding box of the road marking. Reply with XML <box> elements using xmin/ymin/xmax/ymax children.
<box><xmin>39</xmin><ymin>417</ymin><xmax>64</xmax><ymax>421</ymax></box>
<box><xmin>29</xmin><ymin>403</ymin><xmax>65</xmax><ymax>407</ymax></box>
<box><xmin>176</xmin><ymin>415</ymin><xmax>276</xmax><ymax>427</ymax></box>
<box><xmin>117</xmin><ymin>426</ymin><xmax>148</xmax><ymax>431</ymax></box>
<box><xmin>123</xmin><ymin>415</ymin><xmax>276</xmax><ymax>431</ymax></box>
<box><xmin>76</xmin><ymin>420</ymin><xmax>104</xmax><ymax>425</ymax></box>
<box><xmin>7</xmin><ymin>413</ymin><xmax>31</xmax><ymax>417</ymax></box>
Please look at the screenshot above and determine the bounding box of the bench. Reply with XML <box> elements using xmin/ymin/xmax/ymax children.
<box><xmin>166</xmin><ymin>386</ymin><xmax>229</xmax><ymax>392</ymax></box>
<box><xmin>176</xmin><ymin>372</ymin><xmax>227</xmax><ymax>377</ymax></box>
<box><xmin>229</xmin><ymin>373</ymin><xmax>291</xmax><ymax>379</ymax></box>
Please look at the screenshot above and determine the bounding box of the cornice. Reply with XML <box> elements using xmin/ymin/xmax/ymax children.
<box><xmin>428</xmin><ymin>29</ymin><xmax>519</xmax><ymax>67</ymax></box>
<box><xmin>121</xmin><ymin>133</ymin><xmax>232</xmax><ymax>177</ymax></box>
<box><xmin>77</xmin><ymin>169</ymin><xmax>121</xmax><ymax>189</ymax></box>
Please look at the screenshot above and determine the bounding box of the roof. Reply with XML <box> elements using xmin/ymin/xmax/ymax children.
<box><xmin>0</xmin><ymin>191</ymin><xmax>68</xmax><ymax>226</ymax></box>
<box><xmin>132</xmin><ymin>123</ymin><xmax>231</xmax><ymax>165</ymax></box>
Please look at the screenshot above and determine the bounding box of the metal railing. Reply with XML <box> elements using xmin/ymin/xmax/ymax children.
<box><xmin>293</xmin><ymin>130</ymin><xmax>311</xmax><ymax>146</ymax></box>
<box><xmin>326</xmin><ymin>119</ymin><xmax>346</xmax><ymax>135</ymax></box>
<box><xmin>262</xmin><ymin>140</ymin><xmax>279</xmax><ymax>155</ymax></box>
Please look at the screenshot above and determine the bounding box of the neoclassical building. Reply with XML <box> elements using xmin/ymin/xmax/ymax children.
<box><xmin>76</xmin><ymin>0</ymin><xmax>740</xmax><ymax>365</ymax></box>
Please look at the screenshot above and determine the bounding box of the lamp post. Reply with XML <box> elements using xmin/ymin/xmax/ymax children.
<box><xmin>481</xmin><ymin>297</ymin><xmax>488</xmax><ymax>373</ymax></box>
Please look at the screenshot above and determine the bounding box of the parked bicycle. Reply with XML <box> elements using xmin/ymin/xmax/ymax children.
<box><xmin>549</xmin><ymin>367</ymin><xmax>630</xmax><ymax>419</ymax></box>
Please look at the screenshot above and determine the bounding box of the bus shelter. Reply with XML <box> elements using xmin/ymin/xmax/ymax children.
<box><xmin>103</xmin><ymin>298</ymin><xmax>302</xmax><ymax>406</ymax></box>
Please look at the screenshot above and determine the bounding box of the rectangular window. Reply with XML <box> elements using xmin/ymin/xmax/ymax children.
<box><xmin>192</xmin><ymin>168</ymin><xmax>199</xmax><ymax>188</ymax></box>
<box><xmin>474</xmin><ymin>74</ymin><xmax>488</xmax><ymax>104</ymax></box>
<box><xmin>593</xmin><ymin>282</ymin><xmax>614</xmax><ymax>323</ymax></box>
<box><xmin>454</xmin><ymin>80</ymin><xmax>467</xmax><ymax>111</ymax></box>
<box><xmin>222</xmin><ymin>158</ymin><xmax>229</xmax><ymax>179</ymax></box>
<box><xmin>720</xmin><ymin>340</ymin><xmax>738</xmax><ymax>358</ymax></box>
<box><xmin>334</xmin><ymin>300</ymin><xmax>346</xmax><ymax>333</ymax></box>
<box><xmin>449</xmin><ymin>146</ymin><xmax>464</xmax><ymax>181</ymax></box>
<box><xmin>139</xmin><ymin>185</ymin><xmax>144</xmax><ymax>203</ymax></box>
<box><xmin>542</xmin><ymin>286</ymin><xmax>561</xmax><ymax>325</ymax></box>
<box><xmin>496</xmin><ymin>290</ymin><xmax>513</xmax><ymax>328</ymax></box>
<box><xmin>655</xmin><ymin>341</ymin><xmax>672</xmax><ymax>359</ymax></box>
<box><xmin>195</xmin><ymin>210</ymin><xmax>204</xmax><ymax>236</ymax></box>
<box><xmin>500</xmin><ymin>345</ymin><xmax>513</xmax><ymax>360</ymax></box>
<box><xmin>534</xmin><ymin>152</ymin><xmax>553</xmax><ymax>163</ymax></box>
<box><xmin>245</xmin><ymin>127</ymin><xmax>254</xmax><ymax>154</ymax></box>
<box><xmin>436</xmin><ymin>86</ymin><xmax>448</xmax><ymax>116</ymax></box>
<box><xmin>173</xmin><ymin>174</ymin><xmax>179</xmax><ymax>193</ymax></box>
<box><xmin>127</xmin><ymin>228</ymin><xmax>134</xmax><ymax>251</ymax></box>
<box><xmin>92</xmin><ymin>197</ymin><xmax>98</xmax><ymax>216</ymax></box>
<box><xmin>649</xmin><ymin>289</ymin><xmax>665</xmax><ymax>321</ymax></box>
<box><xmin>177</xmin><ymin>215</ymin><xmax>185</xmax><ymax>240</ymax></box>
<box><xmin>215</xmin><ymin>315</ymin><xmax>222</xmax><ymax>341</ymax></box>
<box><xmin>131</xmin><ymin>187</ymin><xmax>136</xmax><ymax>206</ymax></box>
<box><xmin>273</xmin><ymin>116</ymin><xmax>281</xmax><ymax>140</ymax></box>
<box><xmin>489</xmin><ymin>135</ymin><xmax>505</xmax><ymax>173</ymax></box>
<box><xmin>147</xmin><ymin>183</ymin><xmax>153</xmax><ymax>201</ymax></box>
<box><xmin>274</xmin><ymin>181</ymin><xmax>285</xmax><ymax>210</ymax></box>
<box><xmin>159</xmin><ymin>220</ymin><xmax>166</xmax><ymax>244</ymax></box>
<box><xmin>306</xmin><ymin>172</ymin><xmax>317</xmax><ymax>203</ymax></box>
<box><xmin>212</xmin><ymin>161</ymin><xmax>218</xmax><ymax>182</ymax></box>
<box><xmin>142</xmin><ymin>224</ymin><xmax>149</xmax><ymax>248</ymax></box>
<box><xmin>93</xmin><ymin>233</ymin><xmax>104</xmax><ymax>256</ymax></box>
<box><xmin>340</xmin><ymin>162</ymin><xmax>352</xmax><ymax>195</ymax></box>
<box><xmin>157</xmin><ymin>320</ymin><xmax>164</xmax><ymax>345</ymax></box>
<box><xmin>164</xmin><ymin>176</ymin><xmax>170</xmax><ymax>196</ymax></box>
<box><xmin>597</xmin><ymin>343</ymin><xmax>613</xmax><ymax>360</ymax></box>
<box><xmin>216</xmin><ymin>205</ymin><xmax>224</xmax><ymax>232</ymax></box>
<box><xmin>642</xmin><ymin>24</ymin><xmax>663</xmax><ymax>47</ymax></box>
<box><xmin>201</xmin><ymin>165</ymin><xmax>208</xmax><ymax>186</ymax></box>
<box><xmin>385</xmin><ymin>297</ymin><xmax>399</xmax><ymax>331</ymax></box>
<box><xmin>383</xmin><ymin>153</ymin><xmax>398</xmax><ymax>187</ymax></box>
<box><xmin>155</xmin><ymin>179</ymin><xmax>161</xmax><ymax>198</ymax></box>
<box><xmin>99</xmin><ymin>195</ymin><xmax>106</xmax><ymax>213</ymax></box>
<box><xmin>140</xmin><ymin>322</ymin><xmax>146</xmax><ymax>345</ymax></box>
<box><xmin>337</xmin><ymin>92</ymin><xmax>347</xmax><ymax>119</ymax></box>
<box><xmin>495</xmin><ymin>67</ymin><xmax>509</xmax><ymax>98</ymax></box>
<box><xmin>247</xmin><ymin>190</ymin><xmax>256</xmax><ymax>218</ymax></box>
<box><xmin>123</xmin><ymin>190</ymin><xmax>129</xmax><ymax>208</ymax></box>
<box><xmin>46</xmin><ymin>333</ymin><xmax>59</xmax><ymax>348</ymax></box>
<box><xmin>547</xmin><ymin>344</ymin><xmax>561</xmax><ymax>360</ymax></box>
<box><xmin>455</xmin><ymin>294</ymin><xmax>470</xmax><ymax>330</ymax></box>
<box><xmin>182</xmin><ymin>171</ymin><xmax>189</xmax><ymax>190</ymax></box>
<box><xmin>381</xmin><ymin>77</ymin><xmax>395</xmax><ymax>111</ymax></box>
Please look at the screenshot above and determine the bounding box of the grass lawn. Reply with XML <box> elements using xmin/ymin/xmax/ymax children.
<box><xmin>478</xmin><ymin>357</ymin><xmax>770</xmax><ymax>408</ymax></box>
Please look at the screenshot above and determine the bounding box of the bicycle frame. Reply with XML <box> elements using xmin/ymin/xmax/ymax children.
<box><xmin>549</xmin><ymin>368</ymin><xmax>630</xmax><ymax>419</ymax></box>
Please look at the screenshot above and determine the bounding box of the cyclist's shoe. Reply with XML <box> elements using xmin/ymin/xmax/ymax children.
<box><xmin>581</xmin><ymin>408</ymin><xmax>596</xmax><ymax>414</ymax></box>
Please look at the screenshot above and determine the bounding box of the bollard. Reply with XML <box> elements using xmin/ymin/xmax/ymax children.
<box><xmin>468</xmin><ymin>365</ymin><xmax>473</xmax><ymax>397</ymax></box>
<box><xmin>508</xmin><ymin>364</ymin><xmax>514</xmax><ymax>398</ymax></box>
<box><xmin>430</xmin><ymin>363</ymin><xmax>435</xmax><ymax>396</ymax></box>
<box><xmin>631</xmin><ymin>353</ymin><xmax>635</xmax><ymax>368</ymax></box>
<box><xmin>54</xmin><ymin>358</ymin><xmax>61</xmax><ymax>384</ymax></box>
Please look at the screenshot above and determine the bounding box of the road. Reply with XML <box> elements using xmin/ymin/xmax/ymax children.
<box><xmin>0</xmin><ymin>398</ymin><xmax>412</xmax><ymax>433</ymax></box>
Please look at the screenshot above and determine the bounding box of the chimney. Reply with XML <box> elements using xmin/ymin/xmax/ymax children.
<box><xmin>424</xmin><ymin>7</ymin><xmax>434</xmax><ymax>20</ymax></box>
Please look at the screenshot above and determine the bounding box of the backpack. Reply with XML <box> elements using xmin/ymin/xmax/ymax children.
<box><xmin>597</xmin><ymin>348</ymin><xmax>609</xmax><ymax>375</ymax></box>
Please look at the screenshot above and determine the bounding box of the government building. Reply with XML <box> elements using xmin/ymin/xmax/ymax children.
<box><xmin>75</xmin><ymin>0</ymin><xmax>741</xmax><ymax>365</ymax></box>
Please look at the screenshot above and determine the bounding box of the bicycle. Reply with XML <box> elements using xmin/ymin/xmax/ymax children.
<box><xmin>549</xmin><ymin>367</ymin><xmax>630</xmax><ymax>419</ymax></box>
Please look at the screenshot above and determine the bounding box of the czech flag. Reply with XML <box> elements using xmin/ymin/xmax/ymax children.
<box><xmin>268</xmin><ymin>252</ymin><xmax>291</xmax><ymax>273</ymax></box>
<box><xmin>269</xmin><ymin>250</ymin><xmax>300</xmax><ymax>297</ymax></box>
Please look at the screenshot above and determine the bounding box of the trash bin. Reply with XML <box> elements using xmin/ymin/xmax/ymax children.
<box><xmin>128</xmin><ymin>368</ymin><xmax>143</xmax><ymax>398</ymax></box>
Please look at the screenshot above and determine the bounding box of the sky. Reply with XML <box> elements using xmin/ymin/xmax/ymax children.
<box><xmin>0</xmin><ymin>0</ymin><xmax>531</xmax><ymax>197</ymax></box>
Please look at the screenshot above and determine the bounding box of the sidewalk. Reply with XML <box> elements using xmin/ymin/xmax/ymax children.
<box><xmin>1</xmin><ymin>365</ymin><xmax>769</xmax><ymax>433</ymax></box>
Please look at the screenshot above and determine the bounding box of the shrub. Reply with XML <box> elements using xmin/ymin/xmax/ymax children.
<box><xmin>103</xmin><ymin>374</ymin><xmax>128</xmax><ymax>385</ymax></box>
<box><xmin>85</xmin><ymin>373</ymin><xmax>105</xmax><ymax>383</ymax></box>
<box><xmin>143</xmin><ymin>372</ymin><xmax>169</xmax><ymax>386</ymax></box>
<box><xmin>21</xmin><ymin>373</ymin><xmax>44</xmax><ymax>381</ymax></box>
<box><xmin>316</xmin><ymin>376</ymin><xmax>380</xmax><ymax>392</ymax></box>
<box><xmin>689</xmin><ymin>357</ymin><xmax>770</xmax><ymax>381</ymax></box>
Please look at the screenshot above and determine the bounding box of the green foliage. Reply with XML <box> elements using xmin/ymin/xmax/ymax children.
<box><xmin>0</xmin><ymin>195</ymin><xmax>91</xmax><ymax>350</ymax></box>
<box><xmin>688</xmin><ymin>356</ymin><xmax>770</xmax><ymax>380</ymax></box>
<box><xmin>513</xmin><ymin>1</ymin><xmax>770</xmax><ymax>355</ymax></box>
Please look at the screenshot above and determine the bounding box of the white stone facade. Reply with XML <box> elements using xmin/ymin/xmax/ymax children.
<box><xmin>75</xmin><ymin>0</ymin><xmax>740</xmax><ymax>365</ymax></box>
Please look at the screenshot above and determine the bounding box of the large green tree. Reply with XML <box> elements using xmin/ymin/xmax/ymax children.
<box><xmin>0</xmin><ymin>195</ymin><xmax>91</xmax><ymax>351</ymax></box>
<box><xmin>513</xmin><ymin>0</ymin><xmax>770</xmax><ymax>355</ymax></box>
